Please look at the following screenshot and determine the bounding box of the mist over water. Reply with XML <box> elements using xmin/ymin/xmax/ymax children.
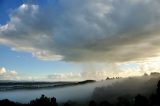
<box><xmin>92</xmin><ymin>75</ymin><xmax>160</xmax><ymax>102</ymax></box>
<box><xmin>0</xmin><ymin>75</ymin><xmax>159</xmax><ymax>104</ymax></box>
<box><xmin>0</xmin><ymin>80</ymin><xmax>116</xmax><ymax>103</ymax></box>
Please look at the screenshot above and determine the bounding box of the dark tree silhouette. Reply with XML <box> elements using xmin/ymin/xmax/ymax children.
<box><xmin>150</xmin><ymin>94</ymin><xmax>159</xmax><ymax>106</ymax></box>
<box><xmin>116</xmin><ymin>96</ymin><xmax>132</xmax><ymax>106</ymax></box>
<box><xmin>63</xmin><ymin>103</ymin><xmax>71</xmax><ymax>106</ymax></box>
<box><xmin>89</xmin><ymin>100</ymin><xmax>97</xmax><ymax>106</ymax></box>
<box><xmin>134</xmin><ymin>95</ymin><xmax>149</xmax><ymax>106</ymax></box>
<box><xmin>150</xmin><ymin>80</ymin><xmax>160</xmax><ymax>106</ymax></box>
<box><xmin>99</xmin><ymin>100</ymin><xmax>112</xmax><ymax>106</ymax></box>
<box><xmin>30</xmin><ymin>94</ymin><xmax>58</xmax><ymax>106</ymax></box>
<box><xmin>0</xmin><ymin>99</ymin><xmax>20</xmax><ymax>106</ymax></box>
<box><xmin>157</xmin><ymin>80</ymin><xmax>160</xmax><ymax>95</ymax></box>
<box><xmin>51</xmin><ymin>97</ymin><xmax>58</xmax><ymax>106</ymax></box>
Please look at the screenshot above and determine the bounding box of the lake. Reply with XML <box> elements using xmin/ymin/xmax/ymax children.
<box><xmin>0</xmin><ymin>80</ymin><xmax>116</xmax><ymax>103</ymax></box>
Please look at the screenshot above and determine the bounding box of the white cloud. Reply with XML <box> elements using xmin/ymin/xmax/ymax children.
<box><xmin>1</xmin><ymin>0</ymin><xmax>160</xmax><ymax>80</ymax></box>
<box><xmin>0</xmin><ymin>67</ymin><xmax>18</xmax><ymax>80</ymax></box>
<box><xmin>10</xmin><ymin>70</ymin><xmax>18</xmax><ymax>76</ymax></box>
<box><xmin>0</xmin><ymin>67</ymin><xmax>6</xmax><ymax>75</ymax></box>
<box><xmin>0</xmin><ymin>0</ymin><xmax>160</xmax><ymax>62</ymax></box>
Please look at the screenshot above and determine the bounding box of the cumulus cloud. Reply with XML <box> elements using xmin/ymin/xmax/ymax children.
<box><xmin>1</xmin><ymin>0</ymin><xmax>160</xmax><ymax>62</ymax></box>
<box><xmin>0</xmin><ymin>67</ymin><xmax>6</xmax><ymax>75</ymax></box>
<box><xmin>0</xmin><ymin>67</ymin><xmax>18</xmax><ymax>80</ymax></box>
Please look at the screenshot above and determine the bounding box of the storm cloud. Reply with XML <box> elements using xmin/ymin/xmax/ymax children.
<box><xmin>1</xmin><ymin>0</ymin><xmax>160</xmax><ymax>62</ymax></box>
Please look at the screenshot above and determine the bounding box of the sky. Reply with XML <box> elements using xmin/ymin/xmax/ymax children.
<box><xmin>0</xmin><ymin>0</ymin><xmax>160</xmax><ymax>81</ymax></box>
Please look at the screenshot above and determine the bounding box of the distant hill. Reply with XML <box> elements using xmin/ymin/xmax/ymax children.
<box><xmin>0</xmin><ymin>80</ymin><xmax>96</xmax><ymax>91</ymax></box>
<box><xmin>77</xmin><ymin>80</ymin><xmax>96</xmax><ymax>84</ymax></box>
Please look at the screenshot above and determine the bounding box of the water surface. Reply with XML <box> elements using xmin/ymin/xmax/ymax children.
<box><xmin>0</xmin><ymin>80</ymin><xmax>116</xmax><ymax>103</ymax></box>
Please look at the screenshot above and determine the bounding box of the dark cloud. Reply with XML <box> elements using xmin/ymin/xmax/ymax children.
<box><xmin>1</xmin><ymin>0</ymin><xmax>160</xmax><ymax>62</ymax></box>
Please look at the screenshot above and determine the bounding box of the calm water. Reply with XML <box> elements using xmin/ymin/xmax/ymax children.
<box><xmin>0</xmin><ymin>80</ymin><xmax>116</xmax><ymax>103</ymax></box>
